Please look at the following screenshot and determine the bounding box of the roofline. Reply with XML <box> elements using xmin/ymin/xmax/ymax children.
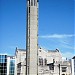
<box><xmin>0</xmin><ymin>54</ymin><xmax>7</xmax><ymax>55</ymax></box>
<box><xmin>72</xmin><ymin>56</ymin><xmax>75</xmax><ymax>59</ymax></box>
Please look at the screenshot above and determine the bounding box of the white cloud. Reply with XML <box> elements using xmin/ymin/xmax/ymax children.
<box><xmin>39</xmin><ymin>34</ymin><xmax>75</xmax><ymax>39</ymax></box>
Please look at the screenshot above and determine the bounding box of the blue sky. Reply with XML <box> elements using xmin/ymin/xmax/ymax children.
<box><xmin>0</xmin><ymin>0</ymin><xmax>74</xmax><ymax>58</ymax></box>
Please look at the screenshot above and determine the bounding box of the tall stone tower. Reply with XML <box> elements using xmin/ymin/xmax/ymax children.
<box><xmin>26</xmin><ymin>0</ymin><xmax>38</xmax><ymax>75</ymax></box>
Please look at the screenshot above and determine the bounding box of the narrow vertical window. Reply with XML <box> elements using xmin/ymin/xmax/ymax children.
<box><xmin>29</xmin><ymin>0</ymin><xmax>30</xmax><ymax>6</ymax></box>
<box><xmin>34</xmin><ymin>0</ymin><xmax>37</xmax><ymax>6</ymax></box>
<box><xmin>34</xmin><ymin>0</ymin><xmax>36</xmax><ymax>6</ymax></box>
<box><xmin>29</xmin><ymin>7</ymin><xmax>30</xmax><ymax>13</ymax></box>
<box><xmin>44</xmin><ymin>58</ymin><xmax>47</xmax><ymax>65</ymax></box>
<box><xmin>31</xmin><ymin>0</ymin><xmax>33</xmax><ymax>6</ymax></box>
<box><xmin>53</xmin><ymin>59</ymin><xmax>55</xmax><ymax>63</ymax></box>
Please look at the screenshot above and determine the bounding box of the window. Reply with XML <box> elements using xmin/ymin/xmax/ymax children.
<box><xmin>44</xmin><ymin>58</ymin><xmax>47</xmax><ymax>65</ymax></box>
<box><xmin>37</xmin><ymin>0</ymin><xmax>39</xmax><ymax>2</ymax></box>
<box><xmin>53</xmin><ymin>59</ymin><xmax>55</xmax><ymax>63</ymax></box>
<box><xmin>29</xmin><ymin>0</ymin><xmax>30</xmax><ymax>6</ymax></box>
<box><xmin>39</xmin><ymin>58</ymin><xmax>43</xmax><ymax>66</ymax></box>
<box><xmin>17</xmin><ymin>63</ymin><xmax>21</xmax><ymax>68</ymax></box>
<box><xmin>49</xmin><ymin>63</ymin><xmax>54</xmax><ymax>70</ymax></box>
<box><xmin>29</xmin><ymin>7</ymin><xmax>30</xmax><ymax>13</ymax></box>
<box><xmin>9</xmin><ymin>59</ymin><xmax>15</xmax><ymax>75</ymax></box>
<box><xmin>34</xmin><ymin>0</ymin><xmax>36</xmax><ymax>6</ymax></box>
<box><xmin>0</xmin><ymin>55</ymin><xmax>7</xmax><ymax>75</ymax></box>
<box><xmin>39</xmin><ymin>58</ymin><xmax>41</xmax><ymax>65</ymax></box>
<box><xmin>39</xmin><ymin>50</ymin><xmax>41</xmax><ymax>52</ymax></box>
<box><xmin>0</xmin><ymin>55</ymin><xmax>1</xmax><ymax>59</ymax></box>
<box><xmin>62</xmin><ymin>67</ymin><xmax>67</xmax><ymax>72</ymax></box>
<box><xmin>2</xmin><ymin>55</ymin><xmax>4</xmax><ymax>59</ymax></box>
<box><xmin>5</xmin><ymin>55</ymin><xmax>7</xmax><ymax>59</ymax></box>
<box><xmin>31</xmin><ymin>0</ymin><xmax>33</xmax><ymax>6</ymax></box>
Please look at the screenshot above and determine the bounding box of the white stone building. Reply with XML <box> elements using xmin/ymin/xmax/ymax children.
<box><xmin>15</xmin><ymin>48</ymin><xmax>26</xmax><ymax>75</ymax></box>
<box><xmin>15</xmin><ymin>47</ymin><xmax>71</xmax><ymax>75</ymax></box>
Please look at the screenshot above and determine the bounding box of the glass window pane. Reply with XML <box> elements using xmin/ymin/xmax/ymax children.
<box><xmin>0</xmin><ymin>55</ymin><xmax>1</xmax><ymax>59</ymax></box>
<box><xmin>5</xmin><ymin>55</ymin><xmax>7</xmax><ymax>59</ymax></box>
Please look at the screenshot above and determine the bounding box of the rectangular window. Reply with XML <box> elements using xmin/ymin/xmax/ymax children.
<box><xmin>29</xmin><ymin>0</ymin><xmax>30</xmax><ymax>6</ymax></box>
<box><xmin>9</xmin><ymin>59</ymin><xmax>15</xmax><ymax>75</ymax></box>
<box><xmin>39</xmin><ymin>58</ymin><xmax>43</xmax><ymax>66</ymax></box>
<box><xmin>29</xmin><ymin>7</ymin><xmax>30</xmax><ymax>13</ymax></box>
<box><xmin>49</xmin><ymin>63</ymin><xmax>54</xmax><ymax>70</ymax></box>
<box><xmin>0</xmin><ymin>55</ymin><xmax>7</xmax><ymax>75</ymax></box>
<box><xmin>0</xmin><ymin>55</ymin><xmax>1</xmax><ymax>59</ymax></box>
<box><xmin>5</xmin><ymin>55</ymin><xmax>7</xmax><ymax>59</ymax></box>
<box><xmin>62</xmin><ymin>67</ymin><xmax>67</xmax><ymax>72</ymax></box>
<box><xmin>44</xmin><ymin>58</ymin><xmax>47</xmax><ymax>65</ymax></box>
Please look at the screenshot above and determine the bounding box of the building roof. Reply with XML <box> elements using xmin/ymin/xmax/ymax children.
<box><xmin>48</xmin><ymin>49</ymin><xmax>60</xmax><ymax>52</ymax></box>
<box><xmin>72</xmin><ymin>56</ymin><xmax>75</xmax><ymax>59</ymax></box>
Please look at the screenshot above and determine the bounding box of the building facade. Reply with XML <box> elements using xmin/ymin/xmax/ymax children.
<box><xmin>0</xmin><ymin>54</ymin><xmax>7</xmax><ymax>75</ymax></box>
<box><xmin>54</xmin><ymin>61</ymin><xmax>71</xmax><ymax>75</ymax></box>
<box><xmin>38</xmin><ymin>48</ymin><xmax>71</xmax><ymax>75</ymax></box>
<box><xmin>15</xmin><ymin>48</ymin><xmax>26</xmax><ymax>75</ymax></box>
<box><xmin>0</xmin><ymin>54</ymin><xmax>16</xmax><ymax>75</ymax></box>
<box><xmin>7</xmin><ymin>56</ymin><xmax>16</xmax><ymax>75</ymax></box>
<box><xmin>0</xmin><ymin>49</ymin><xmax>71</xmax><ymax>75</ymax></box>
<box><xmin>15</xmin><ymin>47</ymin><xmax>71</xmax><ymax>75</ymax></box>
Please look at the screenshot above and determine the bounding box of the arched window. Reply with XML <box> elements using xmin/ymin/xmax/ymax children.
<box><xmin>62</xmin><ymin>74</ymin><xmax>65</xmax><ymax>75</ymax></box>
